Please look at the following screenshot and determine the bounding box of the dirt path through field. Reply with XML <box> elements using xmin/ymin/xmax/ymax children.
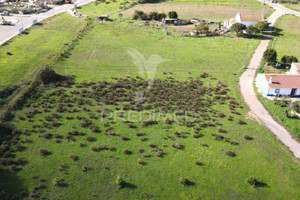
<box><xmin>239</xmin><ymin>8</ymin><xmax>300</xmax><ymax>159</ymax></box>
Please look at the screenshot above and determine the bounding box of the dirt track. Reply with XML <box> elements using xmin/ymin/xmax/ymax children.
<box><xmin>239</xmin><ymin>9</ymin><xmax>300</xmax><ymax>160</ymax></box>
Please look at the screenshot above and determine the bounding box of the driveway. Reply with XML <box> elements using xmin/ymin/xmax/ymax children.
<box><xmin>239</xmin><ymin>2</ymin><xmax>300</xmax><ymax>159</ymax></box>
<box><xmin>0</xmin><ymin>0</ymin><xmax>93</xmax><ymax>45</ymax></box>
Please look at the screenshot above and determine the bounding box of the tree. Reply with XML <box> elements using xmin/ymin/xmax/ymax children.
<box><xmin>281</xmin><ymin>55</ymin><xmax>298</xmax><ymax>65</ymax></box>
<box><xmin>149</xmin><ymin>11</ymin><xmax>159</xmax><ymax>20</ymax></box>
<box><xmin>168</xmin><ymin>11</ymin><xmax>178</xmax><ymax>19</ymax></box>
<box><xmin>194</xmin><ymin>24</ymin><xmax>209</xmax><ymax>32</ymax></box>
<box><xmin>263</xmin><ymin>49</ymin><xmax>277</xmax><ymax>66</ymax></box>
<box><xmin>158</xmin><ymin>12</ymin><xmax>166</xmax><ymax>19</ymax></box>
<box><xmin>246</xmin><ymin>25</ymin><xmax>259</xmax><ymax>36</ymax></box>
<box><xmin>132</xmin><ymin>10</ymin><xmax>148</xmax><ymax>20</ymax></box>
<box><xmin>230</xmin><ymin>23</ymin><xmax>246</xmax><ymax>35</ymax></box>
<box><xmin>254</xmin><ymin>21</ymin><xmax>268</xmax><ymax>32</ymax></box>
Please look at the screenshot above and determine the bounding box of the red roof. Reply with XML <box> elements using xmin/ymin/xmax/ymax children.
<box><xmin>264</xmin><ymin>74</ymin><xmax>300</xmax><ymax>88</ymax></box>
<box><xmin>239</xmin><ymin>13</ymin><xmax>264</xmax><ymax>22</ymax></box>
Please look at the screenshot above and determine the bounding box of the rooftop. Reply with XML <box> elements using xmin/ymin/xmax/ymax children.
<box><xmin>239</xmin><ymin>13</ymin><xmax>264</xmax><ymax>22</ymax></box>
<box><xmin>264</xmin><ymin>74</ymin><xmax>300</xmax><ymax>88</ymax></box>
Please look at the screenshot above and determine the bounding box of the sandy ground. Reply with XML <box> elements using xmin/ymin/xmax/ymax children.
<box><xmin>121</xmin><ymin>4</ymin><xmax>272</xmax><ymax>21</ymax></box>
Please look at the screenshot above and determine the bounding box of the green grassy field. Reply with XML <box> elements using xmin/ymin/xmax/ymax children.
<box><xmin>165</xmin><ymin>0</ymin><xmax>263</xmax><ymax>6</ymax></box>
<box><xmin>0</xmin><ymin>13</ymin><xmax>87</xmax><ymax>86</ymax></box>
<box><xmin>270</xmin><ymin>15</ymin><xmax>300</xmax><ymax>62</ymax></box>
<box><xmin>258</xmin><ymin>95</ymin><xmax>300</xmax><ymax>141</ymax></box>
<box><xmin>3</xmin><ymin>76</ymin><xmax>300</xmax><ymax>200</ymax></box>
<box><xmin>0</xmin><ymin>1</ymin><xmax>300</xmax><ymax>200</ymax></box>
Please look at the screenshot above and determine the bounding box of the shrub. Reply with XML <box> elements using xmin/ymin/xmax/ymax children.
<box><xmin>140</xmin><ymin>136</ymin><xmax>147</xmax><ymax>141</ymax></box>
<box><xmin>179</xmin><ymin>177</ymin><xmax>189</xmax><ymax>186</ymax></box>
<box><xmin>52</xmin><ymin>177</ymin><xmax>63</xmax><ymax>186</ymax></box>
<box><xmin>148</xmin><ymin>143</ymin><xmax>155</xmax><ymax>148</ymax></box>
<box><xmin>121</xmin><ymin>135</ymin><xmax>129</xmax><ymax>141</ymax></box>
<box><xmin>195</xmin><ymin>161</ymin><xmax>202</xmax><ymax>166</ymax></box>
<box><xmin>247</xmin><ymin>177</ymin><xmax>263</xmax><ymax>188</ymax></box>
<box><xmin>82</xmin><ymin>165</ymin><xmax>88</xmax><ymax>171</ymax></box>
<box><xmin>193</xmin><ymin>133</ymin><xmax>203</xmax><ymax>138</ymax></box>
<box><xmin>137</xmin><ymin>159</ymin><xmax>143</xmax><ymax>165</ymax></box>
<box><xmin>115</xmin><ymin>176</ymin><xmax>126</xmax><ymax>189</ymax></box>
<box><xmin>225</xmin><ymin>150</ymin><xmax>235</xmax><ymax>157</ymax></box>
<box><xmin>136</xmin><ymin>131</ymin><xmax>143</xmax><ymax>136</ymax></box>
<box><xmin>123</xmin><ymin>149</ymin><xmax>130</xmax><ymax>154</ymax></box>
<box><xmin>244</xmin><ymin>135</ymin><xmax>253</xmax><ymax>140</ymax></box>
<box><xmin>172</xmin><ymin>142</ymin><xmax>183</xmax><ymax>149</ymax></box>
<box><xmin>237</xmin><ymin>119</ymin><xmax>245</xmax><ymax>125</ymax></box>
<box><xmin>86</xmin><ymin>136</ymin><xmax>96</xmax><ymax>142</ymax></box>
<box><xmin>39</xmin><ymin>148</ymin><xmax>50</xmax><ymax>156</ymax></box>
<box><xmin>69</xmin><ymin>153</ymin><xmax>78</xmax><ymax>161</ymax></box>
<box><xmin>138</xmin><ymin>148</ymin><xmax>144</xmax><ymax>153</ymax></box>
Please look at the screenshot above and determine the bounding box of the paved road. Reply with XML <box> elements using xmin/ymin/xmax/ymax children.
<box><xmin>239</xmin><ymin>2</ymin><xmax>300</xmax><ymax>159</ymax></box>
<box><xmin>257</xmin><ymin>0</ymin><xmax>300</xmax><ymax>17</ymax></box>
<box><xmin>0</xmin><ymin>0</ymin><xmax>93</xmax><ymax>45</ymax></box>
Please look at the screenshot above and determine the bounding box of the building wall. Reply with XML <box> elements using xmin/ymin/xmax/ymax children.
<box><xmin>289</xmin><ymin>63</ymin><xmax>300</xmax><ymax>74</ymax></box>
<box><xmin>241</xmin><ymin>21</ymin><xmax>258</xmax><ymax>27</ymax></box>
<box><xmin>268</xmin><ymin>88</ymin><xmax>292</xmax><ymax>96</ymax></box>
<box><xmin>295</xmin><ymin>89</ymin><xmax>300</xmax><ymax>96</ymax></box>
<box><xmin>256</xmin><ymin>74</ymin><xmax>270</xmax><ymax>95</ymax></box>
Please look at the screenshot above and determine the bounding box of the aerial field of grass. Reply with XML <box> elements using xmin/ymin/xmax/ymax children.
<box><xmin>165</xmin><ymin>0</ymin><xmax>263</xmax><ymax>6</ymax></box>
<box><xmin>0</xmin><ymin>1</ymin><xmax>300</xmax><ymax>200</ymax></box>
<box><xmin>0</xmin><ymin>13</ymin><xmax>86</xmax><ymax>86</ymax></box>
<box><xmin>121</xmin><ymin>4</ymin><xmax>273</xmax><ymax>21</ymax></box>
<box><xmin>270</xmin><ymin>14</ymin><xmax>300</xmax><ymax>62</ymax></box>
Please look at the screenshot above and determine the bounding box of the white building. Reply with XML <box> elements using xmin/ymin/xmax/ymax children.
<box><xmin>256</xmin><ymin>74</ymin><xmax>300</xmax><ymax>97</ymax></box>
<box><xmin>288</xmin><ymin>62</ymin><xmax>300</xmax><ymax>74</ymax></box>
<box><xmin>224</xmin><ymin>13</ymin><xmax>264</xmax><ymax>29</ymax></box>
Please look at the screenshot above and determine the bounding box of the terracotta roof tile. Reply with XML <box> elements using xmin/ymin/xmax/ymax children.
<box><xmin>239</xmin><ymin>13</ymin><xmax>264</xmax><ymax>22</ymax></box>
<box><xmin>264</xmin><ymin>74</ymin><xmax>300</xmax><ymax>88</ymax></box>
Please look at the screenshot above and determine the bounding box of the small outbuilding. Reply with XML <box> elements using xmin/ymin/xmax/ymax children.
<box><xmin>224</xmin><ymin>13</ymin><xmax>265</xmax><ymax>29</ymax></box>
<box><xmin>256</xmin><ymin>74</ymin><xmax>300</xmax><ymax>97</ymax></box>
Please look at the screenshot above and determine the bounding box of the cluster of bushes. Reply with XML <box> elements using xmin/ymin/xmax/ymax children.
<box><xmin>263</xmin><ymin>48</ymin><xmax>298</xmax><ymax>67</ymax></box>
<box><xmin>133</xmin><ymin>10</ymin><xmax>167</xmax><ymax>20</ymax></box>
<box><xmin>230</xmin><ymin>22</ymin><xmax>268</xmax><ymax>37</ymax></box>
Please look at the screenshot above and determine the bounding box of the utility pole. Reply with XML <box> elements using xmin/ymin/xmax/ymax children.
<box><xmin>243</xmin><ymin>43</ymin><xmax>250</xmax><ymax>69</ymax></box>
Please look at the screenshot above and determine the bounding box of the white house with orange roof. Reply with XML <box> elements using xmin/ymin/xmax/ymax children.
<box><xmin>256</xmin><ymin>74</ymin><xmax>300</xmax><ymax>97</ymax></box>
<box><xmin>288</xmin><ymin>62</ymin><xmax>300</xmax><ymax>75</ymax></box>
<box><xmin>224</xmin><ymin>13</ymin><xmax>265</xmax><ymax>29</ymax></box>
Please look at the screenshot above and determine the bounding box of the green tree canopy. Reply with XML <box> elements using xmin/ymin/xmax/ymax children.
<box><xmin>263</xmin><ymin>49</ymin><xmax>277</xmax><ymax>66</ymax></box>
<box><xmin>168</xmin><ymin>11</ymin><xmax>178</xmax><ymax>19</ymax></box>
<box><xmin>255</xmin><ymin>21</ymin><xmax>268</xmax><ymax>32</ymax></box>
<box><xmin>230</xmin><ymin>23</ymin><xmax>246</xmax><ymax>34</ymax></box>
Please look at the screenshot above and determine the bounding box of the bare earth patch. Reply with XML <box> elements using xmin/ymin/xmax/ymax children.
<box><xmin>121</xmin><ymin>4</ymin><xmax>273</xmax><ymax>21</ymax></box>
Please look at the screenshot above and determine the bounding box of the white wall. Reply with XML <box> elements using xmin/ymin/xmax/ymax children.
<box><xmin>268</xmin><ymin>88</ymin><xmax>292</xmax><ymax>96</ymax></box>
<box><xmin>256</xmin><ymin>74</ymin><xmax>270</xmax><ymax>95</ymax></box>
<box><xmin>295</xmin><ymin>89</ymin><xmax>300</xmax><ymax>96</ymax></box>
<box><xmin>241</xmin><ymin>21</ymin><xmax>258</xmax><ymax>27</ymax></box>
<box><xmin>289</xmin><ymin>63</ymin><xmax>300</xmax><ymax>74</ymax></box>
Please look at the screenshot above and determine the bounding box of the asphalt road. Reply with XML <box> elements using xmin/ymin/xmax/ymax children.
<box><xmin>0</xmin><ymin>0</ymin><xmax>93</xmax><ymax>45</ymax></box>
<box><xmin>239</xmin><ymin>1</ymin><xmax>300</xmax><ymax>159</ymax></box>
